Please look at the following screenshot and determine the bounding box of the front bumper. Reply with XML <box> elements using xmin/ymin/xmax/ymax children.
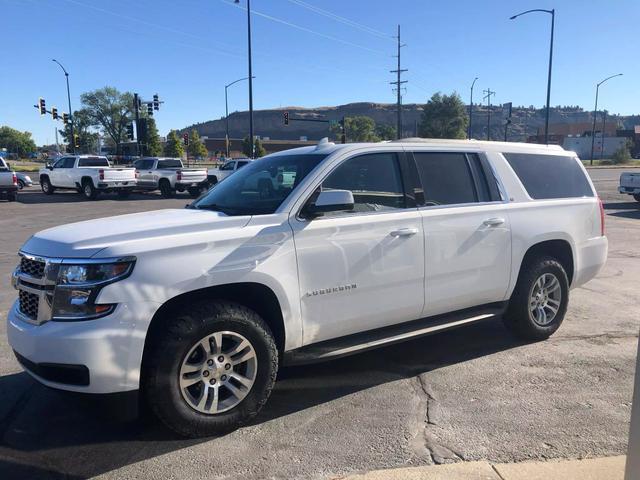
<box><xmin>7</xmin><ymin>299</ymin><xmax>160</xmax><ymax>393</ymax></box>
<box><xmin>619</xmin><ymin>186</ymin><xmax>640</xmax><ymax>195</ymax></box>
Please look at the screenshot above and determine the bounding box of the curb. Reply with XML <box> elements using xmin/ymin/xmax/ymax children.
<box><xmin>337</xmin><ymin>455</ymin><xmax>627</xmax><ymax>480</ymax></box>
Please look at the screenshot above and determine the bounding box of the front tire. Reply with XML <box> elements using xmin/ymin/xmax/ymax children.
<box><xmin>143</xmin><ymin>301</ymin><xmax>278</xmax><ymax>438</ymax></box>
<box><xmin>503</xmin><ymin>255</ymin><xmax>569</xmax><ymax>340</ymax></box>
<box><xmin>633</xmin><ymin>194</ymin><xmax>640</xmax><ymax>203</ymax></box>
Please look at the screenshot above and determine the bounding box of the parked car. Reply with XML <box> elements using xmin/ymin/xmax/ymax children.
<box><xmin>619</xmin><ymin>172</ymin><xmax>640</xmax><ymax>202</ymax></box>
<box><xmin>16</xmin><ymin>172</ymin><xmax>33</xmax><ymax>190</ymax></box>
<box><xmin>8</xmin><ymin>139</ymin><xmax>607</xmax><ymax>437</ymax></box>
<box><xmin>0</xmin><ymin>158</ymin><xmax>18</xmax><ymax>201</ymax></box>
<box><xmin>39</xmin><ymin>155</ymin><xmax>137</xmax><ymax>200</ymax></box>
<box><xmin>133</xmin><ymin>157</ymin><xmax>208</xmax><ymax>198</ymax></box>
<box><xmin>207</xmin><ymin>158</ymin><xmax>251</xmax><ymax>185</ymax></box>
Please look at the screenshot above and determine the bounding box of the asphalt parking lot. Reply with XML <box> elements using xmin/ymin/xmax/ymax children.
<box><xmin>0</xmin><ymin>168</ymin><xmax>639</xmax><ymax>479</ymax></box>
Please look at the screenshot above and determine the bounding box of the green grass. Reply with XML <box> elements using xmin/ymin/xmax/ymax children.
<box><xmin>581</xmin><ymin>159</ymin><xmax>640</xmax><ymax>167</ymax></box>
<box><xmin>6</xmin><ymin>159</ymin><xmax>47</xmax><ymax>172</ymax></box>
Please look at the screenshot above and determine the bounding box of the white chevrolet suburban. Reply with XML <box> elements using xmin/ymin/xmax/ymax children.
<box><xmin>8</xmin><ymin>139</ymin><xmax>607</xmax><ymax>437</ymax></box>
<box><xmin>40</xmin><ymin>155</ymin><xmax>137</xmax><ymax>199</ymax></box>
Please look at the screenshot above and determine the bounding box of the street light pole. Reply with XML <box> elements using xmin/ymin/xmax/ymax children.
<box><xmin>590</xmin><ymin>73</ymin><xmax>623</xmax><ymax>165</ymax></box>
<box><xmin>225</xmin><ymin>76</ymin><xmax>254</xmax><ymax>158</ymax></box>
<box><xmin>469</xmin><ymin>77</ymin><xmax>478</xmax><ymax>140</ymax></box>
<box><xmin>510</xmin><ymin>8</ymin><xmax>555</xmax><ymax>145</ymax></box>
<box><xmin>235</xmin><ymin>0</ymin><xmax>254</xmax><ymax>158</ymax></box>
<box><xmin>52</xmin><ymin>59</ymin><xmax>75</xmax><ymax>154</ymax></box>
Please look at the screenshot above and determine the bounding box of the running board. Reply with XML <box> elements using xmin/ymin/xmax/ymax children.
<box><xmin>283</xmin><ymin>303</ymin><xmax>506</xmax><ymax>366</ymax></box>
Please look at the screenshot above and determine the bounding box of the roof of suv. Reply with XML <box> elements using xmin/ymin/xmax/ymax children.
<box><xmin>270</xmin><ymin>137</ymin><xmax>568</xmax><ymax>158</ymax></box>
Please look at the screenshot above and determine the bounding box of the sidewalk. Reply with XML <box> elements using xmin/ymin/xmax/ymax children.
<box><xmin>338</xmin><ymin>455</ymin><xmax>627</xmax><ymax>480</ymax></box>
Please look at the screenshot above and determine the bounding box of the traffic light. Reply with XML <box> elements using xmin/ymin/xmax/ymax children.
<box><xmin>73</xmin><ymin>133</ymin><xmax>80</xmax><ymax>148</ymax></box>
<box><xmin>51</xmin><ymin>107</ymin><xmax>58</xmax><ymax>120</ymax></box>
<box><xmin>153</xmin><ymin>94</ymin><xmax>159</xmax><ymax>111</ymax></box>
<box><xmin>38</xmin><ymin>98</ymin><xmax>46</xmax><ymax>115</ymax></box>
<box><xmin>62</xmin><ymin>113</ymin><xmax>69</xmax><ymax>125</ymax></box>
<box><xmin>126</xmin><ymin>123</ymin><xmax>135</xmax><ymax>141</ymax></box>
<box><xmin>283</xmin><ymin>111</ymin><xmax>289</xmax><ymax>126</ymax></box>
<box><xmin>182</xmin><ymin>132</ymin><xmax>189</xmax><ymax>146</ymax></box>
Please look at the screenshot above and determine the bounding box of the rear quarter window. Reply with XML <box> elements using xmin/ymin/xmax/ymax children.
<box><xmin>503</xmin><ymin>153</ymin><xmax>593</xmax><ymax>199</ymax></box>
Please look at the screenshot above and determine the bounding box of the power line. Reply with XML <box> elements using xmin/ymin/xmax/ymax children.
<box><xmin>285</xmin><ymin>0</ymin><xmax>392</xmax><ymax>40</ymax></box>
<box><xmin>221</xmin><ymin>0</ymin><xmax>387</xmax><ymax>56</ymax></box>
<box><xmin>390</xmin><ymin>25</ymin><xmax>407</xmax><ymax>139</ymax></box>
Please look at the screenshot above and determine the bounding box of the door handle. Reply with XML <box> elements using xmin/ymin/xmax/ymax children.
<box><xmin>390</xmin><ymin>228</ymin><xmax>419</xmax><ymax>237</ymax></box>
<box><xmin>483</xmin><ymin>217</ymin><xmax>505</xmax><ymax>227</ymax></box>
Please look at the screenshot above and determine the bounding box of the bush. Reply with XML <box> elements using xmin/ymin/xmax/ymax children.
<box><xmin>611</xmin><ymin>142</ymin><xmax>632</xmax><ymax>165</ymax></box>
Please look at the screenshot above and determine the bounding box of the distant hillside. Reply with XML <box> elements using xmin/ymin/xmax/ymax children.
<box><xmin>182</xmin><ymin>102</ymin><xmax>639</xmax><ymax>142</ymax></box>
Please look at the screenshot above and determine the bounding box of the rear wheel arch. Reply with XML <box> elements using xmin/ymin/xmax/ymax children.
<box><xmin>517</xmin><ymin>239</ymin><xmax>574</xmax><ymax>287</ymax></box>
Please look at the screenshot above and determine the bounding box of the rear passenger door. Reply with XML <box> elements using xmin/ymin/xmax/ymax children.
<box><xmin>411</xmin><ymin>151</ymin><xmax>512</xmax><ymax>317</ymax></box>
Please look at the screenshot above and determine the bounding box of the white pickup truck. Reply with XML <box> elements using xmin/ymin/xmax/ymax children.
<box><xmin>207</xmin><ymin>158</ymin><xmax>251</xmax><ymax>185</ymax></box>
<box><xmin>133</xmin><ymin>157</ymin><xmax>208</xmax><ymax>198</ymax></box>
<box><xmin>0</xmin><ymin>158</ymin><xmax>18</xmax><ymax>202</ymax></box>
<box><xmin>39</xmin><ymin>155</ymin><xmax>137</xmax><ymax>200</ymax></box>
<box><xmin>8</xmin><ymin>139</ymin><xmax>608</xmax><ymax>438</ymax></box>
<box><xmin>619</xmin><ymin>172</ymin><xmax>640</xmax><ymax>202</ymax></box>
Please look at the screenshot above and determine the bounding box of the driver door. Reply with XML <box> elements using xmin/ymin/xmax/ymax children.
<box><xmin>290</xmin><ymin>151</ymin><xmax>425</xmax><ymax>345</ymax></box>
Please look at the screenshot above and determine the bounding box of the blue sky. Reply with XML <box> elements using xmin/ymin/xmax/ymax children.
<box><xmin>1</xmin><ymin>0</ymin><xmax>636</xmax><ymax>145</ymax></box>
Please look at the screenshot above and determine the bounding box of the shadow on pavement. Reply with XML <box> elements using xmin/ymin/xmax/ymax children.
<box><xmin>604</xmin><ymin>201</ymin><xmax>640</xmax><ymax>220</ymax></box>
<box><xmin>0</xmin><ymin>319</ymin><xmax>529</xmax><ymax>479</ymax></box>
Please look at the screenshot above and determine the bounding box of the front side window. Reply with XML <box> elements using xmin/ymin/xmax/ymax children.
<box><xmin>191</xmin><ymin>153</ymin><xmax>327</xmax><ymax>216</ymax></box>
<box><xmin>503</xmin><ymin>153</ymin><xmax>594</xmax><ymax>199</ymax></box>
<box><xmin>53</xmin><ymin>158</ymin><xmax>68</xmax><ymax>168</ymax></box>
<box><xmin>413</xmin><ymin>152</ymin><xmax>480</xmax><ymax>206</ymax></box>
<box><xmin>61</xmin><ymin>157</ymin><xmax>76</xmax><ymax>168</ymax></box>
<box><xmin>237</xmin><ymin>161</ymin><xmax>249</xmax><ymax>169</ymax></box>
<box><xmin>220</xmin><ymin>162</ymin><xmax>236</xmax><ymax>171</ymax></box>
<box><xmin>320</xmin><ymin>152</ymin><xmax>405</xmax><ymax>215</ymax></box>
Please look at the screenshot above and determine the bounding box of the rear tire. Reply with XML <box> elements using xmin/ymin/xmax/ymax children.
<box><xmin>160</xmin><ymin>180</ymin><xmax>174</xmax><ymax>198</ymax></box>
<box><xmin>41</xmin><ymin>176</ymin><xmax>54</xmax><ymax>195</ymax></box>
<box><xmin>143</xmin><ymin>301</ymin><xmax>278</xmax><ymax>438</ymax></box>
<box><xmin>17</xmin><ymin>180</ymin><xmax>25</xmax><ymax>190</ymax></box>
<box><xmin>503</xmin><ymin>255</ymin><xmax>569</xmax><ymax>340</ymax></box>
<box><xmin>633</xmin><ymin>194</ymin><xmax>640</xmax><ymax>203</ymax></box>
<box><xmin>82</xmin><ymin>180</ymin><xmax>98</xmax><ymax>200</ymax></box>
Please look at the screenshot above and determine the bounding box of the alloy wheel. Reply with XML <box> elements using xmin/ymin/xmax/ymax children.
<box><xmin>528</xmin><ymin>273</ymin><xmax>562</xmax><ymax>326</ymax></box>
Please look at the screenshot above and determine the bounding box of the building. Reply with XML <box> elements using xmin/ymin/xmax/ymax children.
<box><xmin>202</xmin><ymin>137</ymin><xmax>318</xmax><ymax>158</ymax></box>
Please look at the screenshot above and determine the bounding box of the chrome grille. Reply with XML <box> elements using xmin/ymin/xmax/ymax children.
<box><xmin>19</xmin><ymin>290</ymin><xmax>39</xmax><ymax>320</ymax></box>
<box><xmin>20</xmin><ymin>257</ymin><xmax>45</xmax><ymax>278</ymax></box>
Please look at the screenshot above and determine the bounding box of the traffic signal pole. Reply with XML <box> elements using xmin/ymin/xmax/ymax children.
<box><xmin>133</xmin><ymin>93</ymin><xmax>141</xmax><ymax>157</ymax></box>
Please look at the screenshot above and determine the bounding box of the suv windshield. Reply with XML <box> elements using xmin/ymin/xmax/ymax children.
<box><xmin>191</xmin><ymin>153</ymin><xmax>327</xmax><ymax>215</ymax></box>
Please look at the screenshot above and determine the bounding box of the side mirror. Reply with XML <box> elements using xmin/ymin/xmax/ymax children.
<box><xmin>5</xmin><ymin>163</ymin><xmax>11</xmax><ymax>170</ymax></box>
<box><xmin>46</xmin><ymin>163</ymin><xmax>53</xmax><ymax>170</ymax></box>
<box><xmin>302</xmin><ymin>189</ymin><xmax>354</xmax><ymax>218</ymax></box>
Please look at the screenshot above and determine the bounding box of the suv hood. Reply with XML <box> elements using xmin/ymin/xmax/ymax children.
<box><xmin>21</xmin><ymin>209</ymin><xmax>251</xmax><ymax>258</ymax></box>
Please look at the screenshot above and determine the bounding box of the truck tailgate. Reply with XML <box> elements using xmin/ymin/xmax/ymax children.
<box><xmin>620</xmin><ymin>172</ymin><xmax>640</xmax><ymax>188</ymax></box>
<box><xmin>179</xmin><ymin>169</ymin><xmax>207</xmax><ymax>183</ymax></box>
<box><xmin>103</xmin><ymin>168</ymin><xmax>137</xmax><ymax>182</ymax></box>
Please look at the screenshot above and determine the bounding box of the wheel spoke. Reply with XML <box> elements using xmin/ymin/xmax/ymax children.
<box><xmin>180</xmin><ymin>374</ymin><xmax>201</xmax><ymax>388</ymax></box>
<box><xmin>225</xmin><ymin>379</ymin><xmax>244</xmax><ymax>399</ymax></box>
<box><xmin>208</xmin><ymin>385</ymin><xmax>220</xmax><ymax>413</ymax></box>
<box><xmin>231</xmin><ymin>348</ymin><xmax>256</xmax><ymax>366</ymax></box>
<box><xmin>230</xmin><ymin>372</ymin><xmax>252</xmax><ymax>388</ymax></box>
<box><xmin>211</xmin><ymin>332</ymin><xmax>223</xmax><ymax>355</ymax></box>
<box><xmin>181</xmin><ymin>361</ymin><xmax>203</xmax><ymax>375</ymax></box>
<box><xmin>226</xmin><ymin>339</ymin><xmax>249</xmax><ymax>357</ymax></box>
<box><xmin>196</xmin><ymin>385</ymin><xmax>210</xmax><ymax>411</ymax></box>
<box><xmin>537</xmin><ymin>306</ymin><xmax>547</xmax><ymax>325</ymax></box>
<box><xmin>199</xmin><ymin>338</ymin><xmax>213</xmax><ymax>355</ymax></box>
<box><xmin>545</xmin><ymin>303</ymin><xmax>558</xmax><ymax>316</ymax></box>
<box><xmin>547</xmin><ymin>297</ymin><xmax>560</xmax><ymax>308</ymax></box>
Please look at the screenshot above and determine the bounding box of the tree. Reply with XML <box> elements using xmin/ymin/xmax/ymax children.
<box><xmin>80</xmin><ymin>87</ymin><xmax>134</xmax><ymax>154</ymax></box>
<box><xmin>59</xmin><ymin>108</ymin><xmax>98</xmax><ymax>154</ymax></box>
<box><xmin>0</xmin><ymin>126</ymin><xmax>37</xmax><ymax>157</ymax></box>
<box><xmin>330</xmin><ymin>115</ymin><xmax>379</xmax><ymax>142</ymax></box>
<box><xmin>139</xmin><ymin>117</ymin><xmax>162</xmax><ymax>156</ymax></box>
<box><xmin>187</xmin><ymin>129</ymin><xmax>208</xmax><ymax>159</ymax></box>
<box><xmin>418</xmin><ymin>92</ymin><xmax>468</xmax><ymax>139</ymax></box>
<box><xmin>375</xmin><ymin>123</ymin><xmax>397</xmax><ymax>141</ymax></box>
<box><xmin>164</xmin><ymin>130</ymin><xmax>185</xmax><ymax>158</ymax></box>
<box><xmin>242</xmin><ymin>136</ymin><xmax>266</xmax><ymax>158</ymax></box>
<box><xmin>611</xmin><ymin>140</ymin><xmax>632</xmax><ymax>165</ymax></box>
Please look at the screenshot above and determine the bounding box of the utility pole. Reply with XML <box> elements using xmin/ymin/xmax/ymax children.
<box><xmin>469</xmin><ymin>77</ymin><xmax>478</xmax><ymax>139</ymax></box>
<box><xmin>483</xmin><ymin>89</ymin><xmax>495</xmax><ymax>141</ymax></box>
<box><xmin>503</xmin><ymin>102</ymin><xmax>513</xmax><ymax>142</ymax></box>
<box><xmin>600</xmin><ymin>111</ymin><xmax>607</xmax><ymax>160</ymax></box>
<box><xmin>52</xmin><ymin>59</ymin><xmax>75</xmax><ymax>154</ymax></box>
<box><xmin>390</xmin><ymin>24</ymin><xmax>407</xmax><ymax>140</ymax></box>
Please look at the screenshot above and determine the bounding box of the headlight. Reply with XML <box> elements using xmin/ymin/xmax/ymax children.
<box><xmin>52</xmin><ymin>258</ymin><xmax>135</xmax><ymax>321</ymax></box>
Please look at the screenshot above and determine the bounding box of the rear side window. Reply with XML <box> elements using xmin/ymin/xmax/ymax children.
<box><xmin>413</xmin><ymin>152</ymin><xmax>487</xmax><ymax>206</ymax></box>
<box><xmin>503</xmin><ymin>153</ymin><xmax>593</xmax><ymax>199</ymax></box>
<box><xmin>78</xmin><ymin>157</ymin><xmax>109</xmax><ymax>167</ymax></box>
<box><xmin>157</xmin><ymin>159</ymin><xmax>182</xmax><ymax>169</ymax></box>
